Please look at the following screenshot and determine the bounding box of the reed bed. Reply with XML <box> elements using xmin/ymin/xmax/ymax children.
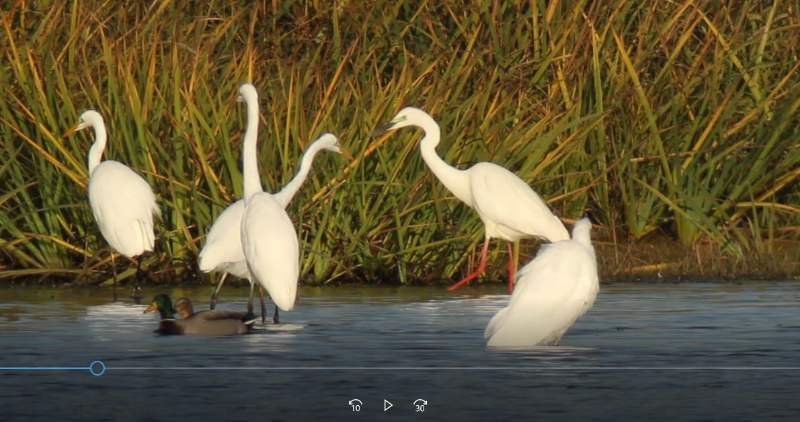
<box><xmin>1</xmin><ymin>0</ymin><xmax>798</xmax><ymax>285</ymax></box>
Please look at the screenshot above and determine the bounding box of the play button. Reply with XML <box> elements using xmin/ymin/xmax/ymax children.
<box><xmin>384</xmin><ymin>399</ymin><xmax>393</xmax><ymax>411</ymax></box>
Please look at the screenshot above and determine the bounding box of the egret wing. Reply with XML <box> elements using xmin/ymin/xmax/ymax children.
<box><xmin>198</xmin><ymin>200</ymin><xmax>248</xmax><ymax>277</ymax></box>
<box><xmin>88</xmin><ymin>161</ymin><xmax>159</xmax><ymax>257</ymax></box>
<box><xmin>469</xmin><ymin>163</ymin><xmax>568</xmax><ymax>242</ymax></box>
<box><xmin>485</xmin><ymin>241</ymin><xmax>589</xmax><ymax>347</ymax></box>
<box><xmin>241</xmin><ymin>193</ymin><xmax>299</xmax><ymax>312</ymax></box>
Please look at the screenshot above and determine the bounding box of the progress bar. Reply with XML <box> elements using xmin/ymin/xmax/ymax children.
<box><xmin>0</xmin><ymin>360</ymin><xmax>106</xmax><ymax>376</ymax></box>
<box><xmin>106</xmin><ymin>366</ymin><xmax>800</xmax><ymax>371</ymax></box>
<box><xmin>3</xmin><ymin>364</ymin><xmax>800</xmax><ymax>375</ymax></box>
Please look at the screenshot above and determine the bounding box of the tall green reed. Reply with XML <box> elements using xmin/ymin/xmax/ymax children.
<box><xmin>1</xmin><ymin>0</ymin><xmax>797</xmax><ymax>284</ymax></box>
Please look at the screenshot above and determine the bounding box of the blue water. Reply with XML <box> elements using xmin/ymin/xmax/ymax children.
<box><xmin>1</xmin><ymin>282</ymin><xmax>799</xmax><ymax>421</ymax></box>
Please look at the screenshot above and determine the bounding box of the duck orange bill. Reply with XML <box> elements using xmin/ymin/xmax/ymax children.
<box><xmin>143</xmin><ymin>302</ymin><xmax>159</xmax><ymax>313</ymax></box>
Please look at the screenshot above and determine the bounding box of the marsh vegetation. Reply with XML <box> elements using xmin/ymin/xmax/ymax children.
<box><xmin>1</xmin><ymin>1</ymin><xmax>798</xmax><ymax>286</ymax></box>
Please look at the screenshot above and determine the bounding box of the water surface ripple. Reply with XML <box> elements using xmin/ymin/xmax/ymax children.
<box><xmin>1</xmin><ymin>282</ymin><xmax>799</xmax><ymax>421</ymax></box>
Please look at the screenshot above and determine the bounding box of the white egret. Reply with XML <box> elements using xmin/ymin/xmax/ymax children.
<box><xmin>209</xmin><ymin>83</ymin><xmax>305</xmax><ymax>324</ymax></box>
<box><xmin>484</xmin><ymin>218</ymin><xmax>599</xmax><ymax>348</ymax></box>
<box><xmin>375</xmin><ymin>107</ymin><xmax>569</xmax><ymax>293</ymax></box>
<box><xmin>238</xmin><ymin>83</ymin><xmax>300</xmax><ymax>322</ymax></box>
<box><xmin>198</xmin><ymin>132</ymin><xmax>347</xmax><ymax>323</ymax></box>
<box><xmin>70</xmin><ymin>110</ymin><xmax>160</xmax><ymax>300</ymax></box>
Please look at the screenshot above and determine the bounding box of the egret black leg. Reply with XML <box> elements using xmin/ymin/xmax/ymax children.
<box><xmin>247</xmin><ymin>281</ymin><xmax>255</xmax><ymax>315</ymax></box>
<box><xmin>210</xmin><ymin>273</ymin><xmax>229</xmax><ymax>310</ymax></box>
<box><xmin>507</xmin><ymin>242</ymin><xmax>515</xmax><ymax>294</ymax></box>
<box><xmin>110</xmin><ymin>252</ymin><xmax>118</xmax><ymax>302</ymax></box>
<box><xmin>259</xmin><ymin>287</ymin><xmax>267</xmax><ymax>323</ymax></box>
<box><xmin>273</xmin><ymin>306</ymin><xmax>280</xmax><ymax>324</ymax></box>
<box><xmin>132</xmin><ymin>258</ymin><xmax>144</xmax><ymax>300</ymax></box>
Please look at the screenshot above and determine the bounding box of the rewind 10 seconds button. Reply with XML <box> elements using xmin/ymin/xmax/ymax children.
<box><xmin>347</xmin><ymin>398</ymin><xmax>427</xmax><ymax>413</ymax></box>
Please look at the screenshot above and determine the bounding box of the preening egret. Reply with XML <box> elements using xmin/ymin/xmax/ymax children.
<box><xmin>70</xmin><ymin>110</ymin><xmax>160</xmax><ymax>301</ymax></box>
<box><xmin>198</xmin><ymin>132</ymin><xmax>347</xmax><ymax>323</ymax></box>
<box><xmin>374</xmin><ymin>107</ymin><xmax>569</xmax><ymax>293</ymax></box>
<box><xmin>484</xmin><ymin>218</ymin><xmax>599</xmax><ymax>348</ymax></box>
<box><xmin>144</xmin><ymin>294</ymin><xmax>255</xmax><ymax>335</ymax></box>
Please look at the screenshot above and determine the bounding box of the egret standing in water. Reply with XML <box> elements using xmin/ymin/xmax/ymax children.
<box><xmin>228</xmin><ymin>83</ymin><xmax>300</xmax><ymax>323</ymax></box>
<box><xmin>374</xmin><ymin>107</ymin><xmax>568</xmax><ymax>293</ymax></box>
<box><xmin>199</xmin><ymin>132</ymin><xmax>347</xmax><ymax>322</ymax></box>
<box><xmin>69</xmin><ymin>110</ymin><xmax>160</xmax><ymax>301</ymax></box>
<box><xmin>484</xmin><ymin>218</ymin><xmax>599</xmax><ymax>348</ymax></box>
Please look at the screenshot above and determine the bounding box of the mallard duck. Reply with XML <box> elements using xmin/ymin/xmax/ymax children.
<box><xmin>143</xmin><ymin>294</ymin><xmax>255</xmax><ymax>335</ymax></box>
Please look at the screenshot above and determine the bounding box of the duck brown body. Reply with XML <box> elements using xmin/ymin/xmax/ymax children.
<box><xmin>145</xmin><ymin>295</ymin><xmax>255</xmax><ymax>335</ymax></box>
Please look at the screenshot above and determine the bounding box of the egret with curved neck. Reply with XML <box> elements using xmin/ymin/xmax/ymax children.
<box><xmin>199</xmin><ymin>84</ymin><xmax>346</xmax><ymax>322</ymax></box>
<box><xmin>375</xmin><ymin>107</ymin><xmax>569</xmax><ymax>293</ymax></box>
<box><xmin>70</xmin><ymin>110</ymin><xmax>160</xmax><ymax>301</ymax></box>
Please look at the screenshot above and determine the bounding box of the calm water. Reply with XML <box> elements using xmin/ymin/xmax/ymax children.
<box><xmin>1</xmin><ymin>281</ymin><xmax>800</xmax><ymax>421</ymax></box>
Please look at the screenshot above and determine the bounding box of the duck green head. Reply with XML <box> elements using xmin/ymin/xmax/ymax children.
<box><xmin>143</xmin><ymin>294</ymin><xmax>176</xmax><ymax>320</ymax></box>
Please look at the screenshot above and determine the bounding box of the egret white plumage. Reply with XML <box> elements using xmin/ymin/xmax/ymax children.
<box><xmin>484</xmin><ymin>218</ymin><xmax>599</xmax><ymax>348</ymax></box>
<box><xmin>375</xmin><ymin>107</ymin><xmax>569</xmax><ymax>293</ymax></box>
<box><xmin>222</xmin><ymin>83</ymin><xmax>299</xmax><ymax>324</ymax></box>
<box><xmin>70</xmin><ymin>110</ymin><xmax>160</xmax><ymax>301</ymax></box>
<box><xmin>198</xmin><ymin>132</ymin><xmax>347</xmax><ymax>322</ymax></box>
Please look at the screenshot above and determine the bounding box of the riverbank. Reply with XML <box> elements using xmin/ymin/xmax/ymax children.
<box><xmin>2</xmin><ymin>233</ymin><xmax>797</xmax><ymax>287</ymax></box>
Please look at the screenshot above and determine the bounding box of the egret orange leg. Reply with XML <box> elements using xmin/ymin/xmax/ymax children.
<box><xmin>507</xmin><ymin>242</ymin><xmax>515</xmax><ymax>294</ymax></box>
<box><xmin>447</xmin><ymin>237</ymin><xmax>491</xmax><ymax>291</ymax></box>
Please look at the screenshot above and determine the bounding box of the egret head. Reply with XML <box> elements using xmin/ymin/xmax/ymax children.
<box><xmin>314</xmin><ymin>133</ymin><xmax>354</xmax><ymax>160</ymax></box>
<box><xmin>372</xmin><ymin>107</ymin><xmax>436</xmax><ymax>136</ymax></box>
<box><xmin>315</xmin><ymin>133</ymin><xmax>341</xmax><ymax>152</ymax></box>
<box><xmin>237</xmin><ymin>83</ymin><xmax>258</xmax><ymax>103</ymax></box>
<box><xmin>76</xmin><ymin>110</ymin><xmax>104</xmax><ymax>131</ymax></box>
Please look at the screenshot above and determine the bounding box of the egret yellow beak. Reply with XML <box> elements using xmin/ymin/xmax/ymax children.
<box><xmin>369</xmin><ymin>122</ymin><xmax>395</xmax><ymax>136</ymax></box>
<box><xmin>143</xmin><ymin>302</ymin><xmax>159</xmax><ymax>314</ymax></box>
<box><xmin>338</xmin><ymin>146</ymin><xmax>355</xmax><ymax>161</ymax></box>
<box><xmin>62</xmin><ymin>123</ymin><xmax>81</xmax><ymax>138</ymax></box>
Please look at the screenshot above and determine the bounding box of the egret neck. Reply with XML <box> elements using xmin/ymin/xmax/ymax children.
<box><xmin>415</xmin><ymin>112</ymin><xmax>473</xmax><ymax>208</ymax></box>
<box><xmin>572</xmin><ymin>218</ymin><xmax>596</xmax><ymax>257</ymax></box>
<box><xmin>87</xmin><ymin>121</ymin><xmax>108</xmax><ymax>176</ymax></box>
<box><xmin>273</xmin><ymin>140</ymin><xmax>325</xmax><ymax>208</ymax></box>
<box><xmin>241</xmin><ymin>91</ymin><xmax>262</xmax><ymax>203</ymax></box>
